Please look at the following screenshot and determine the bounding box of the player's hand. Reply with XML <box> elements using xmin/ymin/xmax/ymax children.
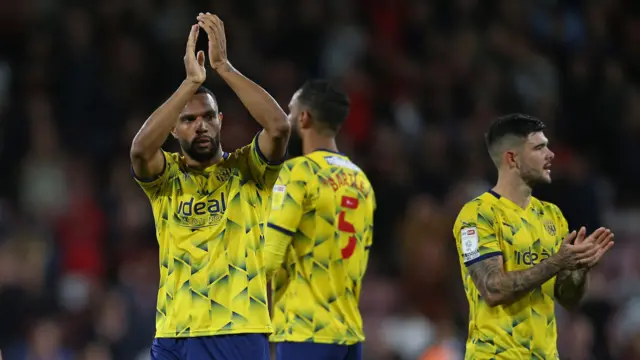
<box><xmin>556</xmin><ymin>228</ymin><xmax>601</xmax><ymax>270</ymax></box>
<box><xmin>185</xmin><ymin>24</ymin><xmax>206</xmax><ymax>85</ymax></box>
<box><xmin>197</xmin><ymin>13</ymin><xmax>228</xmax><ymax>71</ymax></box>
<box><xmin>574</xmin><ymin>226</ymin><xmax>615</xmax><ymax>269</ymax></box>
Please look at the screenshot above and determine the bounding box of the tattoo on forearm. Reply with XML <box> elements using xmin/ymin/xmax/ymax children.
<box><xmin>554</xmin><ymin>269</ymin><xmax>588</xmax><ymax>308</ymax></box>
<box><xmin>468</xmin><ymin>256</ymin><xmax>564</xmax><ymax>305</ymax></box>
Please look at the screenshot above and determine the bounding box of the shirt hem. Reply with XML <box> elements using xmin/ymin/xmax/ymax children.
<box><xmin>268</xmin><ymin>335</ymin><xmax>364</xmax><ymax>345</ymax></box>
<box><xmin>155</xmin><ymin>326</ymin><xmax>273</xmax><ymax>338</ymax></box>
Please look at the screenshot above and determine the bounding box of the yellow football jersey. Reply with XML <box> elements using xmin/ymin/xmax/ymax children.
<box><xmin>265</xmin><ymin>150</ymin><xmax>375</xmax><ymax>345</ymax></box>
<box><xmin>453</xmin><ymin>190</ymin><xmax>568</xmax><ymax>359</ymax></box>
<box><xmin>133</xmin><ymin>134</ymin><xmax>282</xmax><ymax>338</ymax></box>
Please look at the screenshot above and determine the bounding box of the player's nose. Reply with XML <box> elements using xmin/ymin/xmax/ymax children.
<box><xmin>195</xmin><ymin>118</ymin><xmax>208</xmax><ymax>133</ymax></box>
<box><xmin>547</xmin><ymin>149</ymin><xmax>555</xmax><ymax>160</ymax></box>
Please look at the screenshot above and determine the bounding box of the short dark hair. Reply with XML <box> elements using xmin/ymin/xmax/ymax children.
<box><xmin>297</xmin><ymin>80</ymin><xmax>350</xmax><ymax>133</ymax></box>
<box><xmin>486</xmin><ymin>113</ymin><xmax>546</xmax><ymax>148</ymax></box>
<box><xmin>485</xmin><ymin>114</ymin><xmax>546</xmax><ymax>162</ymax></box>
<box><xmin>195</xmin><ymin>86</ymin><xmax>218</xmax><ymax>107</ymax></box>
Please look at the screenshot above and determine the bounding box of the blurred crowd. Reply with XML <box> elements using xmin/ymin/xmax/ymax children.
<box><xmin>1</xmin><ymin>0</ymin><xmax>640</xmax><ymax>359</ymax></box>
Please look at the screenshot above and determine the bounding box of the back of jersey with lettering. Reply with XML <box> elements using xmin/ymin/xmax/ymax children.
<box><xmin>266</xmin><ymin>150</ymin><xmax>375</xmax><ymax>345</ymax></box>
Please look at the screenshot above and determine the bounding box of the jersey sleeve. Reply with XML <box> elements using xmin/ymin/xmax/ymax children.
<box><xmin>263</xmin><ymin>160</ymin><xmax>307</xmax><ymax>274</ymax></box>
<box><xmin>246</xmin><ymin>131</ymin><xmax>285</xmax><ymax>190</ymax></box>
<box><xmin>131</xmin><ymin>150</ymin><xmax>178</xmax><ymax>200</ymax></box>
<box><xmin>453</xmin><ymin>200</ymin><xmax>502</xmax><ymax>267</ymax></box>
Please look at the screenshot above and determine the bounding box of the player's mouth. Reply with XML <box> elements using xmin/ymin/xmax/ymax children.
<box><xmin>543</xmin><ymin>163</ymin><xmax>552</xmax><ymax>173</ymax></box>
<box><xmin>193</xmin><ymin>136</ymin><xmax>213</xmax><ymax>146</ymax></box>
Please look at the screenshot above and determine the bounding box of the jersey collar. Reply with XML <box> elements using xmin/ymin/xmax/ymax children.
<box><xmin>487</xmin><ymin>190</ymin><xmax>532</xmax><ymax>212</ymax></box>
<box><xmin>180</xmin><ymin>151</ymin><xmax>229</xmax><ymax>173</ymax></box>
<box><xmin>315</xmin><ymin>148</ymin><xmax>346</xmax><ymax>156</ymax></box>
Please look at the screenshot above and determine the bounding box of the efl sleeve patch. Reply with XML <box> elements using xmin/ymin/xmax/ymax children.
<box><xmin>271</xmin><ymin>185</ymin><xmax>286</xmax><ymax>210</ymax></box>
<box><xmin>461</xmin><ymin>227</ymin><xmax>480</xmax><ymax>263</ymax></box>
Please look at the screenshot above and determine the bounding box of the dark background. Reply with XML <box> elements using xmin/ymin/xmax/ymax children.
<box><xmin>0</xmin><ymin>0</ymin><xmax>640</xmax><ymax>359</ymax></box>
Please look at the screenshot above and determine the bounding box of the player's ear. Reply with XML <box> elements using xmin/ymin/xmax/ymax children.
<box><xmin>300</xmin><ymin>110</ymin><xmax>312</xmax><ymax>130</ymax></box>
<box><xmin>171</xmin><ymin>127</ymin><xmax>178</xmax><ymax>139</ymax></box>
<box><xmin>505</xmin><ymin>150</ymin><xmax>518</xmax><ymax>169</ymax></box>
<box><xmin>218</xmin><ymin>112</ymin><xmax>223</xmax><ymax>123</ymax></box>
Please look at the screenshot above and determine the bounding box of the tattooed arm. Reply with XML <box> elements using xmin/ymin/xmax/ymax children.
<box><xmin>554</xmin><ymin>269</ymin><xmax>588</xmax><ymax>309</ymax></box>
<box><xmin>468</xmin><ymin>255</ymin><xmax>565</xmax><ymax>307</ymax></box>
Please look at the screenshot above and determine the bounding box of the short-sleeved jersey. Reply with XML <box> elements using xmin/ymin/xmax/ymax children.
<box><xmin>453</xmin><ymin>191</ymin><xmax>568</xmax><ymax>360</ymax></box>
<box><xmin>133</xmin><ymin>133</ymin><xmax>282</xmax><ymax>338</ymax></box>
<box><xmin>265</xmin><ymin>150</ymin><xmax>375</xmax><ymax>345</ymax></box>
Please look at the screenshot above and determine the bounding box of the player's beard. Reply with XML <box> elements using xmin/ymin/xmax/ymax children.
<box><xmin>521</xmin><ymin>165</ymin><xmax>551</xmax><ymax>187</ymax></box>
<box><xmin>180</xmin><ymin>134</ymin><xmax>220</xmax><ymax>163</ymax></box>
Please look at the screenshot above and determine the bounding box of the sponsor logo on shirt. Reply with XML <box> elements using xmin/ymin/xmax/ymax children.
<box><xmin>174</xmin><ymin>193</ymin><xmax>227</xmax><ymax>228</ymax></box>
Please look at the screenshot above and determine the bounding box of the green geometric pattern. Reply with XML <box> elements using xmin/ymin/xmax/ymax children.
<box><xmin>134</xmin><ymin>136</ymin><xmax>281</xmax><ymax>338</ymax></box>
<box><xmin>268</xmin><ymin>151</ymin><xmax>375</xmax><ymax>345</ymax></box>
<box><xmin>453</xmin><ymin>192</ymin><xmax>568</xmax><ymax>359</ymax></box>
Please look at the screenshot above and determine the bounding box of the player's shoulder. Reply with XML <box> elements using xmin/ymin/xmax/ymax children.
<box><xmin>283</xmin><ymin>155</ymin><xmax>312</xmax><ymax>167</ymax></box>
<box><xmin>273</xmin><ymin>156</ymin><xmax>319</xmax><ymax>186</ymax></box>
<box><xmin>161</xmin><ymin>150</ymin><xmax>181</xmax><ymax>163</ymax></box>
<box><xmin>226</xmin><ymin>143</ymin><xmax>253</xmax><ymax>161</ymax></box>
<box><xmin>281</xmin><ymin>156</ymin><xmax>321</xmax><ymax>174</ymax></box>
<box><xmin>308</xmin><ymin>151</ymin><xmax>360</xmax><ymax>169</ymax></box>
<box><xmin>454</xmin><ymin>192</ymin><xmax>498</xmax><ymax>226</ymax></box>
<box><xmin>218</xmin><ymin>143</ymin><xmax>259</xmax><ymax>175</ymax></box>
<box><xmin>157</xmin><ymin>150</ymin><xmax>183</xmax><ymax>171</ymax></box>
<box><xmin>314</xmin><ymin>152</ymin><xmax>370</xmax><ymax>178</ymax></box>
<box><xmin>457</xmin><ymin>192</ymin><xmax>498</xmax><ymax>216</ymax></box>
<box><xmin>532</xmin><ymin>196</ymin><xmax>565</xmax><ymax>219</ymax></box>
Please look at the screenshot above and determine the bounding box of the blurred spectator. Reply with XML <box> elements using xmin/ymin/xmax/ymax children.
<box><xmin>3</xmin><ymin>317</ymin><xmax>74</xmax><ymax>360</ymax></box>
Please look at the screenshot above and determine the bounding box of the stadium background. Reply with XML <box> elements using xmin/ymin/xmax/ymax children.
<box><xmin>0</xmin><ymin>0</ymin><xmax>640</xmax><ymax>359</ymax></box>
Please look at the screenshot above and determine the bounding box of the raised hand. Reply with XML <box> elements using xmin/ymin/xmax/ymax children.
<box><xmin>197</xmin><ymin>13</ymin><xmax>228</xmax><ymax>70</ymax></box>
<box><xmin>557</xmin><ymin>227</ymin><xmax>614</xmax><ymax>270</ymax></box>
<box><xmin>185</xmin><ymin>24</ymin><xmax>206</xmax><ymax>85</ymax></box>
<box><xmin>575</xmin><ymin>226</ymin><xmax>614</xmax><ymax>268</ymax></box>
<box><xmin>557</xmin><ymin>229</ymin><xmax>598</xmax><ymax>270</ymax></box>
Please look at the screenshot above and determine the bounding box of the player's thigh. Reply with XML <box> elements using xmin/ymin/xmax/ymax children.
<box><xmin>275</xmin><ymin>342</ymin><xmax>349</xmax><ymax>360</ymax></box>
<box><xmin>150</xmin><ymin>338</ymin><xmax>185</xmax><ymax>360</ymax></box>
<box><xmin>186</xmin><ymin>334</ymin><xmax>270</xmax><ymax>360</ymax></box>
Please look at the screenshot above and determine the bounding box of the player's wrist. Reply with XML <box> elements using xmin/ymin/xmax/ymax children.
<box><xmin>546</xmin><ymin>254</ymin><xmax>568</xmax><ymax>272</ymax></box>
<box><xmin>182</xmin><ymin>79</ymin><xmax>203</xmax><ymax>89</ymax></box>
<box><xmin>214</xmin><ymin>60</ymin><xmax>233</xmax><ymax>73</ymax></box>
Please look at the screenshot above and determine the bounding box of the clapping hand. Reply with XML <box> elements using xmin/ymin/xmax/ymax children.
<box><xmin>197</xmin><ymin>13</ymin><xmax>229</xmax><ymax>71</ymax></box>
<box><xmin>184</xmin><ymin>24</ymin><xmax>206</xmax><ymax>85</ymax></box>
<box><xmin>557</xmin><ymin>227</ymin><xmax>614</xmax><ymax>270</ymax></box>
<box><xmin>572</xmin><ymin>226</ymin><xmax>614</xmax><ymax>269</ymax></box>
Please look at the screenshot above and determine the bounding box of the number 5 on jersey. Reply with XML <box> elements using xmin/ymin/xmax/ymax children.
<box><xmin>338</xmin><ymin>196</ymin><xmax>359</xmax><ymax>259</ymax></box>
